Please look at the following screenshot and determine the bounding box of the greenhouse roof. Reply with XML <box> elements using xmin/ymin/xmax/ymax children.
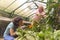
<box><xmin>0</xmin><ymin>0</ymin><xmax>47</xmax><ymax>18</ymax></box>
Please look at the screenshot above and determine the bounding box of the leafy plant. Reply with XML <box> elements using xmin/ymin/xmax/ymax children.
<box><xmin>16</xmin><ymin>0</ymin><xmax>60</xmax><ymax>40</ymax></box>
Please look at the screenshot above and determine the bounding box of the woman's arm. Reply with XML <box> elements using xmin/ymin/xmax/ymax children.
<box><xmin>10</xmin><ymin>28</ymin><xmax>16</xmax><ymax>36</ymax></box>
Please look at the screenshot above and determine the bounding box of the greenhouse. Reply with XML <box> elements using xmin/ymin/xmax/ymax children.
<box><xmin>0</xmin><ymin>0</ymin><xmax>60</xmax><ymax>40</ymax></box>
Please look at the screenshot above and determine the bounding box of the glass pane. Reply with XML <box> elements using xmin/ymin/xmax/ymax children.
<box><xmin>15</xmin><ymin>3</ymin><xmax>31</xmax><ymax>13</ymax></box>
<box><xmin>0</xmin><ymin>0</ymin><xmax>15</xmax><ymax>10</ymax></box>
<box><xmin>0</xmin><ymin>0</ymin><xmax>47</xmax><ymax>17</ymax></box>
<box><xmin>5</xmin><ymin>0</ymin><xmax>27</xmax><ymax>12</ymax></box>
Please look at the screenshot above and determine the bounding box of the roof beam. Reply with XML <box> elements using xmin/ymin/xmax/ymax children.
<box><xmin>27</xmin><ymin>0</ymin><xmax>47</xmax><ymax>4</ymax></box>
<box><xmin>32</xmin><ymin>1</ymin><xmax>38</xmax><ymax>8</ymax></box>
<box><xmin>8</xmin><ymin>0</ymin><xmax>28</xmax><ymax>17</ymax></box>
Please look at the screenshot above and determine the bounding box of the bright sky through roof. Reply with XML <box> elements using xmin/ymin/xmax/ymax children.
<box><xmin>0</xmin><ymin>0</ymin><xmax>47</xmax><ymax>18</ymax></box>
<box><xmin>19</xmin><ymin>0</ymin><xmax>47</xmax><ymax>9</ymax></box>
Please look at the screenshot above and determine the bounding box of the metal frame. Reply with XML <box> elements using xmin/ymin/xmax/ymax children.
<box><xmin>32</xmin><ymin>1</ymin><xmax>38</xmax><ymax>8</ymax></box>
<box><xmin>16</xmin><ymin>1</ymin><xmax>38</xmax><ymax>17</ymax></box>
<box><xmin>9</xmin><ymin>0</ymin><xmax>28</xmax><ymax>17</ymax></box>
<box><xmin>0</xmin><ymin>0</ymin><xmax>48</xmax><ymax>18</ymax></box>
<box><xmin>27</xmin><ymin>0</ymin><xmax>47</xmax><ymax>4</ymax></box>
<box><xmin>12</xmin><ymin>1</ymin><xmax>38</xmax><ymax>15</ymax></box>
<box><xmin>11</xmin><ymin>0</ymin><xmax>28</xmax><ymax>13</ymax></box>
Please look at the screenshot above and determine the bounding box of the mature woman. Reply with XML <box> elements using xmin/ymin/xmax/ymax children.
<box><xmin>3</xmin><ymin>16</ymin><xmax>24</xmax><ymax>40</ymax></box>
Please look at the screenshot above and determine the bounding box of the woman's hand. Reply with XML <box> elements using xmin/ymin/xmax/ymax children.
<box><xmin>10</xmin><ymin>28</ymin><xmax>16</xmax><ymax>36</ymax></box>
<box><xmin>20</xmin><ymin>25</ymin><xmax>26</xmax><ymax>29</ymax></box>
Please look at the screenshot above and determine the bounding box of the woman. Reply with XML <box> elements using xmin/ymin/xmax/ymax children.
<box><xmin>29</xmin><ymin>6</ymin><xmax>46</xmax><ymax>28</ymax></box>
<box><xmin>33</xmin><ymin>6</ymin><xmax>46</xmax><ymax>22</ymax></box>
<box><xmin>3</xmin><ymin>16</ymin><xmax>24</xmax><ymax>40</ymax></box>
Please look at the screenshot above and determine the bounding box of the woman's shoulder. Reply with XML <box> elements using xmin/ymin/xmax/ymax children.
<box><xmin>7</xmin><ymin>22</ymin><xmax>14</xmax><ymax>28</ymax></box>
<box><xmin>10</xmin><ymin>22</ymin><xmax>13</xmax><ymax>24</ymax></box>
<box><xmin>9</xmin><ymin>22</ymin><xmax>14</xmax><ymax>25</ymax></box>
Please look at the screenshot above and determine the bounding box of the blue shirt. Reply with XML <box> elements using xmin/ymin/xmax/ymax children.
<box><xmin>3</xmin><ymin>22</ymin><xmax>14</xmax><ymax>37</ymax></box>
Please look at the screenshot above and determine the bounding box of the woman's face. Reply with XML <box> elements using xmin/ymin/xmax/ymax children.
<box><xmin>38</xmin><ymin>6</ymin><xmax>44</xmax><ymax>13</ymax></box>
<box><xmin>19</xmin><ymin>20</ymin><xmax>23</xmax><ymax>26</ymax></box>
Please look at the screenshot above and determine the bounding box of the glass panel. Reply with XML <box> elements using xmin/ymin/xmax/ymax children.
<box><xmin>14</xmin><ymin>2</ymin><xmax>37</xmax><ymax>17</ymax></box>
<box><xmin>43</xmin><ymin>0</ymin><xmax>47</xmax><ymax>2</ymax></box>
<box><xmin>15</xmin><ymin>3</ymin><xmax>31</xmax><ymax>13</ymax></box>
<box><xmin>29</xmin><ymin>14</ymin><xmax>35</xmax><ymax>19</ymax></box>
<box><xmin>35</xmin><ymin>1</ymin><xmax>46</xmax><ymax>8</ymax></box>
<box><xmin>24</xmin><ymin>10</ymin><xmax>34</xmax><ymax>17</ymax></box>
<box><xmin>18</xmin><ymin>8</ymin><xmax>29</xmax><ymax>15</ymax></box>
<box><xmin>15</xmin><ymin>8</ymin><xmax>30</xmax><ymax>16</ymax></box>
<box><xmin>5</xmin><ymin>0</ymin><xmax>27</xmax><ymax>12</ymax></box>
<box><xmin>0</xmin><ymin>0</ymin><xmax>15</xmax><ymax>10</ymax></box>
<box><xmin>0</xmin><ymin>0</ymin><xmax>47</xmax><ymax>17</ymax></box>
<box><xmin>22</xmin><ymin>9</ymin><xmax>33</xmax><ymax>17</ymax></box>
